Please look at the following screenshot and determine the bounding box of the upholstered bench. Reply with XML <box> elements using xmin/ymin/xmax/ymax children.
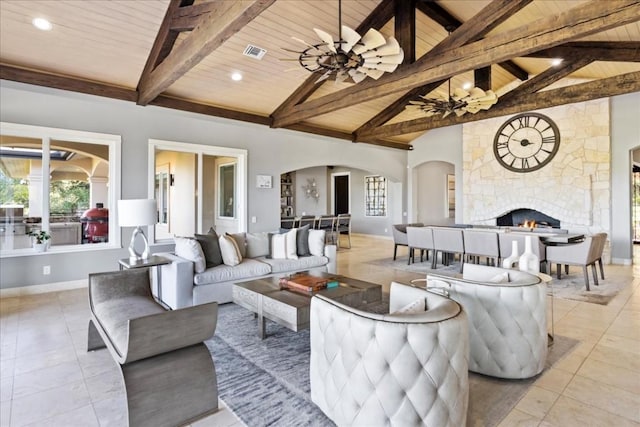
<box><xmin>87</xmin><ymin>268</ymin><xmax>219</xmax><ymax>427</ymax></box>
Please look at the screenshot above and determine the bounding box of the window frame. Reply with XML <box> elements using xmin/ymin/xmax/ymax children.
<box><xmin>147</xmin><ymin>139</ymin><xmax>247</xmax><ymax>243</ymax></box>
<box><xmin>364</xmin><ymin>174</ymin><xmax>387</xmax><ymax>217</ymax></box>
<box><xmin>0</xmin><ymin>122</ymin><xmax>122</xmax><ymax>257</ymax></box>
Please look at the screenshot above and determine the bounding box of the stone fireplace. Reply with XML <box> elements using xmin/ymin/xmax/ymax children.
<box><xmin>461</xmin><ymin>99</ymin><xmax>611</xmax><ymax>234</ymax></box>
<box><xmin>496</xmin><ymin>209</ymin><xmax>561</xmax><ymax>228</ymax></box>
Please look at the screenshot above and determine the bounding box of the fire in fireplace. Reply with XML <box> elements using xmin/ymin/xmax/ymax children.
<box><xmin>496</xmin><ymin>209</ymin><xmax>560</xmax><ymax>228</ymax></box>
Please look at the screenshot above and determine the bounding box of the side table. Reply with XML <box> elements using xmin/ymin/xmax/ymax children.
<box><xmin>118</xmin><ymin>255</ymin><xmax>171</xmax><ymax>304</ymax></box>
<box><xmin>537</xmin><ymin>272</ymin><xmax>554</xmax><ymax>346</ymax></box>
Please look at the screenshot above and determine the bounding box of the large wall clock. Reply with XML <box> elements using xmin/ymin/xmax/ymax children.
<box><xmin>493</xmin><ymin>112</ymin><xmax>560</xmax><ymax>173</ymax></box>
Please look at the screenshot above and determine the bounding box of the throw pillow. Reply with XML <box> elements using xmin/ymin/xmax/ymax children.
<box><xmin>489</xmin><ymin>272</ymin><xmax>510</xmax><ymax>283</ymax></box>
<box><xmin>296</xmin><ymin>224</ymin><xmax>311</xmax><ymax>257</ymax></box>
<box><xmin>308</xmin><ymin>229</ymin><xmax>326</xmax><ymax>256</ymax></box>
<box><xmin>174</xmin><ymin>236</ymin><xmax>206</xmax><ymax>273</ymax></box>
<box><xmin>194</xmin><ymin>231</ymin><xmax>223</xmax><ymax>268</ymax></box>
<box><xmin>227</xmin><ymin>232</ymin><xmax>247</xmax><ymax>258</ymax></box>
<box><xmin>271</xmin><ymin>229</ymin><xmax>298</xmax><ymax>260</ymax></box>
<box><xmin>392</xmin><ymin>298</ymin><xmax>427</xmax><ymax>315</ymax></box>
<box><xmin>245</xmin><ymin>232</ymin><xmax>270</xmax><ymax>258</ymax></box>
<box><xmin>219</xmin><ymin>234</ymin><xmax>243</xmax><ymax>266</ymax></box>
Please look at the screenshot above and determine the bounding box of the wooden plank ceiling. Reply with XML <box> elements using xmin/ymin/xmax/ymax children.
<box><xmin>1</xmin><ymin>0</ymin><xmax>639</xmax><ymax>150</ymax></box>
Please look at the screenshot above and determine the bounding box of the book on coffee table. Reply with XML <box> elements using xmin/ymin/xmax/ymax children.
<box><xmin>279</xmin><ymin>273</ymin><xmax>339</xmax><ymax>294</ymax></box>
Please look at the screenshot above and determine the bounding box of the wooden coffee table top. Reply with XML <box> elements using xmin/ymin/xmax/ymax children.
<box><xmin>235</xmin><ymin>272</ymin><xmax>382</xmax><ymax>307</ymax></box>
<box><xmin>232</xmin><ymin>272</ymin><xmax>382</xmax><ymax>338</ymax></box>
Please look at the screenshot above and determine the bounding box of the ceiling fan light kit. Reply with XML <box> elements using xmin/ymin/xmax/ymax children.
<box><xmin>284</xmin><ymin>0</ymin><xmax>404</xmax><ymax>84</ymax></box>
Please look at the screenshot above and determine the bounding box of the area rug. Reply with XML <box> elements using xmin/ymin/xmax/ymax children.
<box><xmin>206</xmin><ymin>302</ymin><xmax>578</xmax><ymax>427</ymax></box>
<box><xmin>365</xmin><ymin>256</ymin><xmax>633</xmax><ymax>305</ymax></box>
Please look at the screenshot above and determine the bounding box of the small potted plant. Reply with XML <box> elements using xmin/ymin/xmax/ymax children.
<box><xmin>28</xmin><ymin>230</ymin><xmax>51</xmax><ymax>252</ymax></box>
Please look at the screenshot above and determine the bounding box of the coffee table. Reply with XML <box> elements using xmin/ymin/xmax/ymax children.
<box><xmin>232</xmin><ymin>272</ymin><xmax>382</xmax><ymax>339</ymax></box>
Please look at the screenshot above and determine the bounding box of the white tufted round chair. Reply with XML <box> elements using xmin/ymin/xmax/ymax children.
<box><xmin>426</xmin><ymin>263</ymin><xmax>547</xmax><ymax>379</ymax></box>
<box><xmin>310</xmin><ymin>282</ymin><xmax>469</xmax><ymax>427</ymax></box>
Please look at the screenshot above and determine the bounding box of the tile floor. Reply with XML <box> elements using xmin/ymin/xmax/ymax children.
<box><xmin>1</xmin><ymin>234</ymin><xmax>639</xmax><ymax>426</ymax></box>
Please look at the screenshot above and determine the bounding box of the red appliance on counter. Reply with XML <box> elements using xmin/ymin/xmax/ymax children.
<box><xmin>81</xmin><ymin>203</ymin><xmax>109</xmax><ymax>243</ymax></box>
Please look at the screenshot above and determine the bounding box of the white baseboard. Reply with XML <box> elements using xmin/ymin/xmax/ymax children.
<box><xmin>0</xmin><ymin>279</ymin><xmax>87</xmax><ymax>298</ymax></box>
<box><xmin>611</xmin><ymin>257</ymin><xmax>633</xmax><ymax>266</ymax></box>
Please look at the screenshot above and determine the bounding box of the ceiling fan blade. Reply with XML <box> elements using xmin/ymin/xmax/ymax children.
<box><xmin>291</xmin><ymin>36</ymin><xmax>316</xmax><ymax>49</ymax></box>
<box><xmin>452</xmin><ymin>87</ymin><xmax>470</xmax><ymax>100</ymax></box>
<box><xmin>361</xmin><ymin>61</ymin><xmax>398</xmax><ymax>73</ymax></box>
<box><xmin>360</xmin><ymin>37</ymin><xmax>400</xmax><ymax>58</ymax></box>
<box><xmin>363</xmin><ymin>51</ymin><xmax>404</xmax><ymax>65</ymax></box>
<box><xmin>313</xmin><ymin>28</ymin><xmax>337</xmax><ymax>53</ymax></box>
<box><xmin>358</xmin><ymin>67</ymin><xmax>385</xmax><ymax>80</ymax></box>
<box><xmin>341</xmin><ymin>25</ymin><xmax>361</xmax><ymax>52</ymax></box>
<box><xmin>335</xmin><ymin>70</ymin><xmax>349</xmax><ymax>83</ymax></box>
<box><xmin>348</xmin><ymin>68</ymin><xmax>367</xmax><ymax>83</ymax></box>
<box><xmin>352</xmin><ymin>28</ymin><xmax>386</xmax><ymax>54</ymax></box>
<box><xmin>314</xmin><ymin>70</ymin><xmax>332</xmax><ymax>84</ymax></box>
<box><xmin>468</xmin><ymin>87</ymin><xmax>487</xmax><ymax>98</ymax></box>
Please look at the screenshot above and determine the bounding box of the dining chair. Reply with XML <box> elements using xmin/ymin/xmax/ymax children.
<box><xmin>545</xmin><ymin>233</ymin><xmax>607</xmax><ymax>291</ymax></box>
<box><xmin>298</xmin><ymin>215</ymin><xmax>316</xmax><ymax>229</ymax></box>
<box><xmin>406</xmin><ymin>226</ymin><xmax>434</xmax><ymax>266</ymax></box>
<box><xmin>316</xmin><ymin>215</ymin><xmax>337</xmax><ymax>244</ymax></box>
<box><xmin>280</xmin><ymin>217</ymin><xmax>296</xmax><ymax>229</ymax></box>
<box><xmin>432</xmin><ymin>227</ymin><xmax>465</xmax><ymax>272</ymax></box>
<box><xmin>463</xmin><ymin>229</ymin><xmax>500</xmax><ymax>266</ymax></box>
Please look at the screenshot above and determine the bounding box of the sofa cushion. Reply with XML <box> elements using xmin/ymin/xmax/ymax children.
<box><xmin>194</xmin><ymin>231</ymin><xmax>223</xmax><ymax>268</ymax></box>
<box><xmin>271</xmin><ymin>229</ymin><xmax>298</xmax><ymax>260</ymax></box>
<box><xmin>296</xmin><ymin>225</ymin><xmax>311</xmax><ymax>257</ymax></box>
<box><xmin>245</xmin><ymin>232</ymin><xmax>270</xmax><ymax>258</ymax></box>
<box><xmin>174</xmin><ymin>236</ymin><xmax>206</xmax><ymax>273</ymax></box>
<box><xmin>219</xmin><ymin>234</ymin><xmax>243</xmax><ymax>266</ymax></box>
<box><xmin>391</xmin><ymin>298</ymin><xmax>427</xmax><ymax>315</ymax></box>
<box><xmin>257</xmin><ymin>255</ymin><xmax>327</xmax><ymax>274</ymax></box>
<box><xmin>228</xmin><ymin>232</ymin><xmax>247</xmax><ymax>258</ymax></box>
<box><xmin>193</xmin><ymin>259</ymin><xmax>271</xmax><ymax>285</ymax></box>
<box><xmin>308</xmin><ymin>229</ymin><xmax>326</xmax><ymax>256</ymax></box>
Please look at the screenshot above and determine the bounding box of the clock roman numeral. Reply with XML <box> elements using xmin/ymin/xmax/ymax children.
<box><xmin>542</xmin><ymin>136</ymin><xmax>556</xmax><ymax>144</ymax></box>
<box><xmin>518</xmin><ymin>116</ymin><xmax>530</xmax><ymax>128</ymax></box>
<box><xmin>522</xmin><ymin>158</ymin><xmax>530</xmax><ymax>169</ymax></box>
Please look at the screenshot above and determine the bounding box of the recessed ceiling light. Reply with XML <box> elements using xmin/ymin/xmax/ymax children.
<box><xmin>231</xmin><ymin>72</ymin><xmax>243</xmax><ymax>81</ymax></box>
<box><xmin>551</xmin><ymin>58</ymin><xmax>563</xmax><ymax>67</ymax></box>
<box><xmin>462</xmin><ymin>82</ymin><xmax>472</xmax><ymax>90</ymax></box>
<box><xmin>32</xmin><ymin>17</ymin><xmax>52</xmax><ymax>31</ymax></box>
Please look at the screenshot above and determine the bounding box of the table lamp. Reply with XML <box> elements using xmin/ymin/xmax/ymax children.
<box><xmin>118</xmin><ymin>199</ymin><xmax>157</xmax><ymax>263</ymax></box>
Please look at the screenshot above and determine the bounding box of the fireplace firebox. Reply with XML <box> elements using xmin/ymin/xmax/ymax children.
<box><xmin>496</xmin><ymin>209</ymin><xmax>560</xmax><ymax>228</ymax></box>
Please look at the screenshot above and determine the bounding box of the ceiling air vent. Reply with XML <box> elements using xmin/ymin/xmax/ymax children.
<box><xmin>243</xmin><ymin>44</ymin><xmax>267</xmax><ymax>60</ymax></box>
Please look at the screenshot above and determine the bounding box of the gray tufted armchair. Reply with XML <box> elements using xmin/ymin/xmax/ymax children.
<box><xmin>310</xmin><ymin>282</ymin><xmax>469</xmax><ymax>427</ymax></box>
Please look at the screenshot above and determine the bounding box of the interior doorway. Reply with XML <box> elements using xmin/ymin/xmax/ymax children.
<box><xmin>332</xmin><ymin>172</ymin><xmax>350</xmax><ymax>215</ymax></box>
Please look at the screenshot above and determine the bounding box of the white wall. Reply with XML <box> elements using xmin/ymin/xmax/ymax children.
<box><xmin>611</xmin><ymin>92</ymin><xmax>640</xmax><ymax>264</ymax></box>
<box><xmin>415</xmin><ymin>161</ymin><xmax>455</xmax><ymax>226</ymax></box>
<box><xmin>295</xmin><ymin>166</ymin><xmax>327</xmax><ymax>216</ymax></box>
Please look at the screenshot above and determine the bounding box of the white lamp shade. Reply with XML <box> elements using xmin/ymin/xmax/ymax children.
<box><xmin>118</xmin><ymin>199</ymin><xmax>157</xmax><ymax>227</ymax></box>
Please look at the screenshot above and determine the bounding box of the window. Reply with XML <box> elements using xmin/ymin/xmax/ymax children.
<box><xmin>1</xmin><ymin>122</ymin><xmax>121</xmax><ymax>256</ymax></box>
<box><xmin>364</xmin><ymin>175</ymin><xmax>386</xmax><ymax>217</ymax></box>
<box><xmin>218</xmin><ymin>163</ymin><xmax>236</xmax><ymax>218</ymax></box>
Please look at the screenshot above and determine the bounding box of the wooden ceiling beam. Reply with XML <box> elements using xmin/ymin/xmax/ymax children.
<box><xmin>525</xmin><ymin>41</ymin><xmax>640</xmax><ymax>62</ymax></box>
<box><xmin>499</xmin><ymin>56</ymin><xmax>594</xmax><ymax>104</ymax></box>
<box><xmin>354</xmin><ymin>0</ymin><xmax>529</xmax><ymax>136</ymax></box>
<box><xmin>417</xmin><ymin>0</ymin><xmax>529</xmax><ymax>80</ymax></box>
<box><xmin>283</xmin><ymin>124</ymin><xmax>411</xmax><ymax>150</ymax></box>
<box><xmin>360</xmin><ymin>71</ymin><xmax>640</xmax><ymax>138</ymax></box>
<box><xmin>474</xmin><ymin>67</ymin><xmax>492</xmax><ymax>91</ymax></box>
<box><xmin>137</xmin><ymin>0</ymin><xmax>275</xmax><ymax>106</ymax></box>
<box><xmin>270</xmin><ymin>0</ymin><xmax>395</xmax><ymax>119</ymax></box>
<box><xmin>170</xmin><ymin>2</ymin><xmax>219</xmax><ymax>31</ymax></box>
<box><xmin>272</xmin><ymin>0</ymin><xmax>640</xmax><ymax>128</ymax></box>
<box><xmin>395</xmin><ymin>0</ymin><xmax>416</xmax><ymax>64</ymax></box>
<box><xmin>137</xmin><ymin>0</ymin><xmax>193</xmax><ymax>94</ymax></box>
<box><xmin>0</xmin><ymin>63</ymin><xmax>138</xmax><ymax>102</ymax></box>
<box><xmin>149</xmin><ymin>96</ymin><xmax>270</xmax><ymax>125</ymax></box>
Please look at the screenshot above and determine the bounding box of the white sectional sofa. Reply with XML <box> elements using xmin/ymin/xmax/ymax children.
<box><xmin>157</xmin><ymin>228</ymin><xmax>337</xmax><ymax>309</ymax></box>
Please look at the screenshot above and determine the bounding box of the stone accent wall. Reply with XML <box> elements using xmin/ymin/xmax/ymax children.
<box><xmin>462</xmin><ymin>99</ymin><xmax>610</xmax><ymax>235</ymax></box>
